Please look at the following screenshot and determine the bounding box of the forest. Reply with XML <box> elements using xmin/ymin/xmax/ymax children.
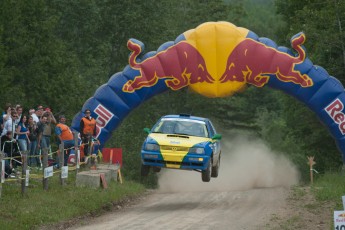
<box><xmin>1</xmin><ymin>0</ymin><xmax>344</xmax><ymax>184</ymax></box>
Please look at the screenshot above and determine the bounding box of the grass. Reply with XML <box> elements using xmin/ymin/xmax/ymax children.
<box><xmin>310</xmin><ymin>172</ymin><xmax>345</xmax><ymax>230</ymax></box>
<box><xmin>1</xmin><ymin>169</ymin><xmax>344</xmax><ymax>229</ymax></box>
<box><xmin>312</xmin><ymin>172</ymin><xmax>345</xmax><ymax>207</ymax></box>
<box><xmin>289</xmin><ymin>185</ymin><xmax>307</xmax><ymax>200</ymax></box>
<box><xmin>0</xmin><ymin>169</ymin><xmax>146</xmax><ymax>230</ymax></box>
<box><xmin>275</xmin><ymin>216</ymin><xmax>301</xmax><ymax>230</ymax></box>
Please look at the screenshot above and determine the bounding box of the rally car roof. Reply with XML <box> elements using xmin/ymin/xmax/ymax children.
<box><xmin>161</xmin><ymin>114</ymin><xmax>209</xmax><ymax>122</ymax></box>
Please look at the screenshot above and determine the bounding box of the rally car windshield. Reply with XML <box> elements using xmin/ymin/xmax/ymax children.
<box><xmin>152</xmin><ymin>118</ymin><xmax>208</xmax><ymax>137</ymax></box>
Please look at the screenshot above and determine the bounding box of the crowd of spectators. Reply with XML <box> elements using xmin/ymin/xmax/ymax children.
<box><xmin>0</xmin><ymin>103</ymin><xmax>71</xmax><ymax>178</ymax></box>
<box><xmin>0</xmin><ymin>102</ymin><xmax>98</xmax><ymax>178</ymax></box>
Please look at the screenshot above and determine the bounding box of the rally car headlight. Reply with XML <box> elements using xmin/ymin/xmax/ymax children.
<box><xmin>189</xmin><ymin>147</ymin><xmax>205</xmax><ymax>154</ymax></box>
<box><xmin>144</xmin><ymin>143</ymin><xmax>160</xmax><ymax>151</ymax></box>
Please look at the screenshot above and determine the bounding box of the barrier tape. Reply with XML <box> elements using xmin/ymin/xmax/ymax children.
<box><xmin>2</xmin><ymin>143</ymin><xmax>88</xmax><ymax>160</ymax></box>
<box><xmin>311</xmin><ymin>168</ymin><xmax>319</xmax><ymax>174</ymax></box>
<box><xmin>1</xmin><ymin>143</ymin><xmax>97</xmax><ymax>182</ymax></box>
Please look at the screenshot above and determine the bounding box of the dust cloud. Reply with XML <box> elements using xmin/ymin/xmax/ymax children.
<box><xmin>157</xmin><ymin>135</ymin><xmax>299</xmax><ymax>192</ymax></box>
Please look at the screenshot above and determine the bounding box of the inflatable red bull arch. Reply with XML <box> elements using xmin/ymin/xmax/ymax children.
<box><xmin>71</xmin><ymin>21</ymin><xmax>345</xmax><ymax>162</ymax></box>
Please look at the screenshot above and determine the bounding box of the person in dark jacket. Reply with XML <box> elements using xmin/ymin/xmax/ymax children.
<box><xmin>1</xmin><ymin>131</ymin><xmax>20</xmax><ymax>177</ymax></box>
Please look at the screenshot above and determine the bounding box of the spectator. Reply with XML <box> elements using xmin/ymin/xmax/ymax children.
<box><xmin>1</xmin><ymin>130</ymin><xmax>20</xmax><ymax>175</ymax></box>
<box><xmin>36</xmin><ymin>115</ymin><xmax>49</xmax><ymax>169</ymax></box>
<box><xmin>29</xmin><ymin>108</ymin><xmax>37</xmax><ymax>122</ymax></box>
<box><xmin>2</xmin><ymin>111</ymin><xmax>18</xmax><ymax>137</ymax></box>
<box><xmin>80</xmin><ymin>109</ymin><xmax>97</xmax><ymax>158</ymax></box>
<box><xmin>1</xmin><ymin>103</ymin><xmax>11</xmax><ymax>134</ymax></box>
<box><xmin>2</xmin><ymin>103</ymin><xmax>12</xmax><ymax>129</ymax></box>
<box><xmin>41</xmin><ymin>108</ymin><xmax>56</xmax><ymax>155</ymax></box>
<box><xmin>15</xmin><ymin>105</ymin><xmax>23</xmax><ymax>124</ymax></box>
<box><xmin>27</xmin><ymin>116</ymin><xmax>39</xmax><ymax>167</ymax></box>
<box><xmin>16</xmin><ymin>114</ymin><xmax>30</xmax><ymax>153</ymax></box>
<box><xmin>37</xmin><ymin>114</ymin><xmax>48</xmax><ymax>151</ymax></box>
<box><xmin>55</xmin><ymin>115</ymin><xmax>74</xmax><ymax>166</ymax></box>
<box><xmin>33</xmin><ymin>105</ymin><xmax>44</xmax><ymax>123</ymax></box>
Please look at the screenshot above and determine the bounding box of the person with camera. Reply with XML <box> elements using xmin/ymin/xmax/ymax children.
<box><xmin>38</xmin><ymin>108</ymin><xmax>56</xmax><ymax>155</ymax></box>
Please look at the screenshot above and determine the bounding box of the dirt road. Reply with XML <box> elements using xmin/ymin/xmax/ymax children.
<box><xmin>69</xmin><ymin>187</ymin><xmax>288</xmax><ymax>230</ymax></box>
<box><xmin>69</xmin><ymin>137</ymin><xmax>301</xmax><ymax>230</ymax></box>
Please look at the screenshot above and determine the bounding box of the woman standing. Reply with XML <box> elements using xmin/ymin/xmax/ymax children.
<box><xmin>27</xmin><ymin>116</ymin><xmax>39</xmax><ymax>167</ymax></box>
<box><xmin>16</xmin><ymin>115</ymin><xmax>30</xmax><ymax>153</ymax></box>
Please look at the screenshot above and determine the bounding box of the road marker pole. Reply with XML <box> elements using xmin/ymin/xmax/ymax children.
<box><xmin>307</xmin><ymin>156</ymin><xmax>316</xmax><ymax>184</ymax></box>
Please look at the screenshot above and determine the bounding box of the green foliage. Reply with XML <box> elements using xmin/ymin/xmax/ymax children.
<box><xmin>275</xmin><ymin>0</ymin><xmax>345</xmax><ymax>81</ymax></box>
<box><xmin>1</xmin><ymin>0</ymin><xmax>344</xmax><ymax>185</ymax></box>
<box><xmin>312</xmin><ymin>172</ymin><xmax>345</xmax><ymax>204</ymax></box>
<box><xmin>0</xmin><ymin>173</ymin><xmax>145</xmax><ymax>229</ymax></box>
<box><xmin>231</xmin><ymin>0</ymin><xmax>287</xmax><ymax>39</ymax></box>
<box><xmin>267</xmin><ymin>0</ymin><xmax>345</xmax><ymax>178</ymax></box>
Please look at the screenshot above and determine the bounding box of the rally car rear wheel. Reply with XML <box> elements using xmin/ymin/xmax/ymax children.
<box><xmin>201</xmin><ymin>160</ymin><xmax>211</xmax><ymax>182</ymax></box>
<box><xmin>211</xmin><ymin>155</ymin><xmax>220</xmax><ymax>178</ymax></box>
<box><xmin>141</xmin><ymin>164</ymin><xmax>150</xmax><ymax>176</ymax></box>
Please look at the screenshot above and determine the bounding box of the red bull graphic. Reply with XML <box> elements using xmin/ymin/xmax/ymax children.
<box><xmin>325</xmin><ymin>99</ymin><xmax>345</xmax><ymax>134</ymax></box>
<box><xmin>94</xmin><ymin>105</ymin><xmax>114</xmax><ymax>138</ymax></box>
<box><xmin>219</xmin><ymin>33</ymin><xmax>313</xmax><ymax>87</ymax></box>
<box><xmin>122</xmin><ymin>40</ymin><xmax>214</xmax><ymax>92</ymax></box>
<box><xmin>71</xmin><ymin>21</ymin><xmax>345</xmax><ymax>164</ymax></box>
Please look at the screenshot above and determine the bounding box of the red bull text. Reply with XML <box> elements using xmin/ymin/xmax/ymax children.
<box><xmin>325</xmin><ymin>98</ymin><xmax>345</xmax><ymax>135</ymax></box>
<box><xmin>94</xmin><ymin>105</ymin><xmax>114</xmax><ymax>137</ymax></box>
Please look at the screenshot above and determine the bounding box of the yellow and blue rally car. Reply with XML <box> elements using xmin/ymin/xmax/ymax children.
<box><xmin>141</xmin><ymin>114</ymin><xmax>221</xmax><ymax>182</ymax></box>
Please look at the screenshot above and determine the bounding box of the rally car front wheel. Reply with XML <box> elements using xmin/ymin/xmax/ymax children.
<box><xmin>152</xmin><ymin>166</ymin><xmax>161</xmax><ymax>173</ymax></box>
<box><xmin>141</xmin><ymin>164</ymin><xmax>150</xmax><ymax>177</ymax></box>
<box><xmin>211</xmin><ymin>155</ymin><xmax>220</xmax><ymax>178</ymax></box>
<box><xmin>201</xmin><ymin>160</ymin><xmax>211</xmax><ymax>182</ymax></box>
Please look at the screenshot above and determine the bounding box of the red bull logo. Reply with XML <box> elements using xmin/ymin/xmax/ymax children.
<box><xmin>122</xmin><ymin>25</ymin><xmax>313</xmax><ymax>97</ymax></box>
<box><xmin>94</xmin><ymin>105</ymin><xmax>114</xmax><ymax>137</ymax></box>
<box><xmin>219</xmin><ymin>33</ymin><xmax>313</xmax><ymax>87</ymax></box>
<box><xmin>325</xmin><ymin>98</ymin><xmax>345</xmax><ymax>134</ymax></box>
<box><xmin>122</xmin><ymin>40</ymin><xmax>214</xmax><ymax>92</ymax></box>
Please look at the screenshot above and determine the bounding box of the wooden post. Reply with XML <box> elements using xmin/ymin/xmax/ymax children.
<box><xmin>21</xmin><ymin>151</ymin><xmax>28</xmax><ymax>196</ymax></box>
<box><xmin>117</xmin><ymin>167</ymin><xmax>123</xmax><ymax>184</ymax></box>
<box><xmin>307</xmin><ymin>156</ymin><xmax>316</xmax><ymax>184</ymax></box>
<box><xmin>43</xmin><ymin>148</ymin><xmax>49</xmax><ymax>190</ymax></box>
<box><xmin>110</xmin><ymin>149</ymin><xmax>113</xmax><ymax>165</ymax></box>
<box><xmin>0</xmin><ymin>151</ymin><xmax>3</xmax><ymax>198</ymax></box>
<box><xmin>73</xmin><ymin>132</ymin><xmax>79</xmax><ymax>175</ymax></box>
<box><xmin>59</xmin><ymin>143</ymin><xmax>65</xmax><ymax>186</ymax></box>
<box><xmin>90</xmin><ymin>141</ymin><xmax>96</xmax><ymax>170</ymax></box>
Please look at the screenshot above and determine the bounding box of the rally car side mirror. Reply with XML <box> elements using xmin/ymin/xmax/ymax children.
<box><xmin>143</xmin><ymin>128</ymin><xmax>151</xmax><ymax>134</ymax></box>
<box><xmin>212</xmin><ymin>134</ymin><xmax>222</xmax><ymax>140</ymax></box>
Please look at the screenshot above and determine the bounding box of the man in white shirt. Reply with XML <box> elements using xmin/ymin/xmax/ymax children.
<box><xmin>1</xmin><ymin>111</ymin><xmax>17</xmax><ymax>138</ymax></box>
<box><xmin>30</xmin><ymin>109</ymin><xmax>39</xmax><ymax>123</ymax></box>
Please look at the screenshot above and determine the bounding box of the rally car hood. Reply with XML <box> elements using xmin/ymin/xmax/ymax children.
<box><xmin>148</xmin><ymin>133</ymin><xmax>211</xmax><ymax>147</ymax></box>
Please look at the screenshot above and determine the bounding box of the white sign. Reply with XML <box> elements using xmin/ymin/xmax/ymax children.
<box><xmin>77</xmin><ymin>149</ymin><xmax>80</xmax><ymax>169</ymax></box>
<box><xmin>334</xmin><ymin>211</ymin><xmax>345</xmax><ymax>230</ymax></box>
<box><xmin>25</xmin><ymin>169</ymin><xmax>30</xmax><ymax>186</ymax></box>
<box><xmin>1</xmin><ymin>160</ymin><xmax>5</xmax><ymax>183</ymax></box>
<box><xmin>44</xmin><ymin>166</ymin><xmax>54</xmax><ymax>178</ymax></box>
<box><xmin>61</xmin><ymin>166</ymin><xmax>68</xmax><ymax>179</ymax></box>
